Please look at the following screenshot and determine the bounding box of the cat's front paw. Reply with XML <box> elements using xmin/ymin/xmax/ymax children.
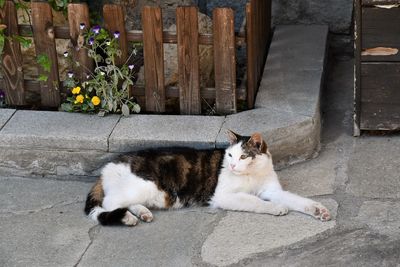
<box><xmin>306</xmin><ymin>202</ymin><xmax>331</xmax><ymax>222</ymax></box>
<box><xmin>271</xmin><ymin>204</ymin><xmax>289</xmax><ymax>216</ymax></box>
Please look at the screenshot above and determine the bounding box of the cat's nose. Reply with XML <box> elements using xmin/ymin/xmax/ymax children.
<box><xmin>230</xmin><ymin>164</ymin><xmax>236</xmax><ymax>170</ymax></box>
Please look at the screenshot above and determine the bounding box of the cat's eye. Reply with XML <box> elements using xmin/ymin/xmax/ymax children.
<box><xmin>228</xmin><ymin>153</ymin><xmax>232</xmax><ymax>157</ymax></box>
<box><xmin>240</xmin><ymin>155</ymin><xmax>247</xmax><ymax>160</ymax></box>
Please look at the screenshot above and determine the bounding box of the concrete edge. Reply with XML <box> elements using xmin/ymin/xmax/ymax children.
<box><xmin>0</xmin><ymin>25</ymin><xmax>328</xmax><ymax>178</ymax></box>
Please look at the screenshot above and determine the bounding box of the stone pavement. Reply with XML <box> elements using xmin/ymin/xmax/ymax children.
<box><xmin>1</xmin><ymin>50</ymin><xmax>400</xmax><ymax>266</ymax></box>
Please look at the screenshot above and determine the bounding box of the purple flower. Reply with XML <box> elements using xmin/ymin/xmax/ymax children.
<box><xmin>79</xmin><ymin>23</ymin><xmax>86</xmax><ymax>30</ymax></box>
<box><xmin>67</xmin><ymin>71</ymin><xmax>74</xmax><ymax>78</ymax></box>
<box><xmin>128</xmin><ymin>64</ymin><xmax>134</xmax><ymax>70</ymax></box>
<box><xmin>0</xmin><ymin>90</ymin><xmax>5</xmax><ymax>99</ymax></box>
<box><xmin>88</xmin><ymin>37</ymin><xmax>94</xmax><ymax>45</ymax></box>
<box><xmin>113</xmin><ymin>31</ymin><xmax>120</xmax><ymax>39</ymax></box>
<box><xmin>63</xmin><ymin>51</ymin><xmax>69</xmax><ymax>57</ymax></box>
<box><xmin>92</xmin><ymin>25</ymin><xmax>101</xmax><ymax>35</ymax></box>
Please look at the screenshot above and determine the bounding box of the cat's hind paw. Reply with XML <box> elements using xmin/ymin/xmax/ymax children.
<box><xmin>122</xmin><ymin>211</ymin><xmax>139</xmax><ymax>226</ymax></box>
<box><xmin>307</xmin><ymin>202</ymin><xmax>331</xmax><ymax>222</ymax></box>
<box><xmin>140</xmin><ymin>211</ymin><xmax>154</xmax><ymax>223</ymax></box>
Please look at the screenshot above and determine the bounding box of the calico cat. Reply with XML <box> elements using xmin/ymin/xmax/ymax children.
<box><xmin>85</xmin><ymin>130</ymin><xmax>331</xmax><ymax>226</ymax></box>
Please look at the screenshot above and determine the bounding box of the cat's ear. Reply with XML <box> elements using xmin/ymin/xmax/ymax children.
<box><xmin>248</xmin><ymin>132</ymin><xmax>267</xmax><ymax>153</ymax></box>
<box><xmin>226</xmin><ymin>129</ymin><xmax>239</xmax><ymax>145</ymax></box>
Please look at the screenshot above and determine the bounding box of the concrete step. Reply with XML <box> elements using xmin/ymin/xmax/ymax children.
<box><xmin>0</xmin><ymin>25</ymin><xmax>328</xmax><ymax>179</ymax></box>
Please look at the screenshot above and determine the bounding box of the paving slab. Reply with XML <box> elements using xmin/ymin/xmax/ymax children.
<box><xmin>277</xmin><ymin>145</ymin><xmax>337</xmax><ymax>197</ymax></box>
<box><xmin>356</xmin><ymin>201</ymin><xmax>400</xmax><ymax>238</ymax></box>
<box><xmin>244</xmin><ymin>229</ymin><xmax>400</xmax><ymax>267</ymax></box>
<box><xmin>109</xmin><ymin>115</ymin><xmax>225</xmax><ymax>152</ymax></box>
<box><xmin>0</xmin><ymin>110</ymin><xmax>120</xmax><ymax>152</ymax></box>
<box><xmin>0</xmin><ymin>108</ymin><xmax>15</xmax><ymax>130</ymax></box>
<box><xmin>0</xmin><ymin>177</ymin><xmax>92</xmax><ymax>267</ymax></box>
<box><xmin>0</xmin><ymin>148</ymin><xmax>115</xmax><ymax>179</ymax></box>
<box><xmin>201</xmin><ymin>199</ymin><xmax>337</xmax><ymax>266</ymax></box>
<box><xmin>79</xmin><ymin>208</ymin><xmax>221</xmax><ymax>267</ymax></box>
<box><xmin>346</xmin><ymin>136</ymin><xmax>400</xmax><ymax>198</ymax></box>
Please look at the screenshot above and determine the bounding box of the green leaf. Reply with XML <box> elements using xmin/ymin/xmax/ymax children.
<box><xmin>37</xmin><ymin>74</ymin><xmax>48</xmax><ymax>82</ymax></box>
<box><xmin>0</xmin><ymin>33</ymin><xmax>5</xmax><ymax>56</ymax></box>
<box><xmin>36</xmin><ymin>54</ymin><xmax>51</xmax><ymax>72</ymax></box>
<box><xmin>13</xmin><ymin>35</ymin><xmax>32</xmax><ymax>48</ymax></box>
<box><xmin>61</xmin><ymin>103</ymin><xmax>73</xmax><ymax>112</ymax></box>
<box><xmin>132</xmin><ymin>103</ymin><xmax>141</xmax><ymax>113</ymax></box>
<box><xmin>0</xmin><ymin>0</ymin><xmax>5</xmax><ymax>9</ymax></box>
<box><xmin>121</xmin><ymin>104</ymin><xmax>129</xmax><ymax>116</ymax></box>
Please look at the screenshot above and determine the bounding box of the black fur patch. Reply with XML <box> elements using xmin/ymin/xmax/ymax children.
<box><xmin>97</xmin><ymin>208</ymin><xmax>129</xmax><ymax>226</ymax></box>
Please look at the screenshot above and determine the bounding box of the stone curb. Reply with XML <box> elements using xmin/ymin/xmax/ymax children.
<box><xmin>0</xmin><ymin>25</ymin><xmax>328</xmax><ymax>179</ymax></box>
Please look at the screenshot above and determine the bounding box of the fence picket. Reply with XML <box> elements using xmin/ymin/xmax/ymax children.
<box><xmin>103</xmin><ymin>4</ymin><xmax>128</xmax><ymax>66</ymax></box>
<box><xmin>177</xmin><ymin>6</ymin><xmax>201</xmax><ymax>115</ymax></box>
<box><xmin>213</xmin><ymin>8</ymin><xmax>236</xmax><ymax>114</ymax></box>
<box><xmin>142</xmin><ymin>6</ymin><xmax>165</xmax><ymax>113</ymax></box>
<box><xmin>31</xmin><ymin>2</ymin><xmax>60</xmax><ymax>107</ymax></box>
<box><xmin>68</xmin><ymin>3</ymin><xmax>92</xmax><ymax>81</ymax></box>
<box><xmin>0</xmin><ymin>0</ymin><xmax>25</xmax><ymax>105</ymax></box>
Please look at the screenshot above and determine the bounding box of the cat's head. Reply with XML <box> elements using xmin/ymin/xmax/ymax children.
<box><xmin>224</xmin><ymin>130</ymin><xmax>272</xmax><ymax>175</ymax></box>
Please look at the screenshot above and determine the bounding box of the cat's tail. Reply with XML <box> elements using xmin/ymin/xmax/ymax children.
<box><xmin>84</xmin><ymin>179</ymin><xmax>128</xmax><ymax>226</ymax></box>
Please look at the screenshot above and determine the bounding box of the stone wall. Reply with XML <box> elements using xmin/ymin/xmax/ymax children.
<box><xmin>92</xmin><ymin>0</ymin><xmax>353</xmax><ymax>34</ymax></box>
<box><xmin>204</xmin><ymin>0</ymin><xmax>353</xmax><ymax>34</ymax></box>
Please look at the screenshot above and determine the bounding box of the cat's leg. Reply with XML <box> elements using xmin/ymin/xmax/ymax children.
<box><xmin>212</xmin><ymin>192</ymin><xmax>288</xmax><ymax>215</ymax></box>
<box><xmin>102</xmin><ymin>196</ymin><xmax>139</xmax><ymax>226</ymax></box>
<box><xmin>260</xmin><ymin>189</ymin><xmax>331</xmax><ymax>221</ymax></box>
<box><xmin>128</xmin><ymin>204</ymin><xmax>154</xmax><ymax>222</ymax></box>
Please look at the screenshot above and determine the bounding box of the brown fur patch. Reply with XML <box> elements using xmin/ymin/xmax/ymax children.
<box><xmin>91</xmin><ymin>179</ymin><xmax>104</xmax><ymax>202</ymax></box>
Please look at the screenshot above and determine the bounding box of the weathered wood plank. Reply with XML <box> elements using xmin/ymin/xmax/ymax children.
<box><xmin>103</xmin><ymin>4</ymin><xmax>128</xmax><ymax>66</ymax></box>
<box><xmin>142</xmin><ymin>6</ymin><xmax>165</xmax><ymax>113</ymax></box>
<box><xmin>176</xmin><ymin>6</ymin><xmax>201</xmax><ymax>115</ymax></box>
<box><xmin>213</xmin><ymin>8</ymin><xmax>236</xmax><ymax>114</ymax></box>
<box><xmin>361</xmin><ymin>7</ymin><xmax>400</xmax><ymax>62</ymax></box>
<box><xmin>362</xmin><ymin>0</ymin><xmax>400</xmax><ymax>6</ymax></box>
<box><xmin>0</xmin><ymin>0</ymin><xmax>25</xmax><ymax>105</ymax></box>
<box><xmin>354</xmin><ymin>0</ymin><xmax>362</xmax><ymax>136</ymax></box>
<box><xmin>246</xmin><ymin>2</ymin><xmax>256</xmax><ymax>109</ymax></box>
<box><xmin>360</xmin><ymin>63</ymin><xmax>400</xmax><ymax>130</ymax></box>
<box><xmin>68</xmin><ymin>3</ymin><xmax>93</xmax><ymax>81</ymax></box>
<box><xmin>31</xmin><ymin>2</ymin><xmax>60</xmax><ymax>107</ymax></box>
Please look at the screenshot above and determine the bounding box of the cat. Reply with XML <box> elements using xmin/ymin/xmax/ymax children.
<box><xmin>85</xmin><ymin>130</ymin><xmax>331</xmax><ymax>226</ymax></box>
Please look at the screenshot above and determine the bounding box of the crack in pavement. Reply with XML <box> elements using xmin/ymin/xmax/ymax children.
<box><xmin>0</xmin><ymin>199</ymin><xmax>85</xmax><ymax>216</ymax></box>
<box><xmin>74</xmin><ymin>225</ymin><xmax>100</xmax><ymax>267</ymax></box>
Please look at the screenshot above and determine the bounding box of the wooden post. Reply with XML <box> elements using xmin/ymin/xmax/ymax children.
<box><xmin>213</xmin><ymin>8</ymin><xmax>236</xmax><ymax>114</ymax></box>
<box><xmin>246</xmin><ymin>1</ymin><xmax>256</xmax><ymax>109</ymax></box>
<box><xmin>31</xmin><ymin>1</ymin><xmax>60</xmax><ymax>107</ymax></box>
<box><xmin>354</xmin><ymin>0</ymin><xmax>361</xmax><ymax>136</ymax></box>
<box><xmin>103</xmin><ymin>4</ymin><xmax>128</xmax><ymax>66</ymax></box>
<box><xmin>176</xmin><ymin>6</ymin><xmax>201</xmax><ymax>115</ymax></box>
<box><xmin>68</xmin><ymin>3</ymin><xmax>93</xmax><ymax>81</ymax></box>
<box><xmin>142</xmin><ymin>6</ymin><xmax>165</xmax><ymax>113</ymax></box>
<box><xmin>0</xmin><ymin>0</ymin><xmax>25</xmax><ymax>105</ymax></box>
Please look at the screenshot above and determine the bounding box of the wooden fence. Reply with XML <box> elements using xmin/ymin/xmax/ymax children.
<box><xmin>0</xmin><ymin>0</ymin><xmax>271</xmax><ymax>115</ymax></box>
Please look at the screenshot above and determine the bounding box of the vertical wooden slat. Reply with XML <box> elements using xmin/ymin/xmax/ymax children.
<box><xmin>103</xmin><ymin>4</ymin><xmax>128</xmax><ymax>66</ymax></box>
<box><xmin>31</xmin><ymin>2</ymin><xmax>60</xmax><ymax>107</ymax></box>
<box><xmin>0</xmin><ymin>0</ymin><xmax>25</xmax><ymax>105</ymax></box>
<box><xmin>354</xmin><ymin>0</ymin><xmax>362</xmax><ymax>136</ymax></box>
<box><xmin>176</xmin><ymin>6</ymin><xmax>201</xmax><ymax>115</ymax></box>
<box><xmin>142</xmin><ymin>6</ymin><xmax>165</xmax><ymax>113</ymax></box>
<box><xmin>246</xmin><ymin>2</ymin><xmax>256</xmax><ymax>109</ymax></box>
<box><xmin>68</xmin><ymin>3</ymin><xmax>92</xmax><ymax>81</ymax></box>
<box><xmin>213</xmin><ymin>8</ymin><xmax>236</xmax><ymax>114</ymax></box>
<box><xmin>246</xmin><ymin>0</ymin><xmax>271</xmax><ymax>109</ymax></box>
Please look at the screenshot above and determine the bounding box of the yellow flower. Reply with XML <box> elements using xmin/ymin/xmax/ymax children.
<box><xmin>76</xmin><ymin>94</ymin><xmax>84</xmax><ymax>104</ymax></box>
<box><xmin>71</xmin><ymin>86</ymin><xmax>81</xmax><ymax>95</ymax></box>
<box><xmin>91</xmin><ymin>96</ymin><xmax>101</xmax><ymax>106</ymax></box>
